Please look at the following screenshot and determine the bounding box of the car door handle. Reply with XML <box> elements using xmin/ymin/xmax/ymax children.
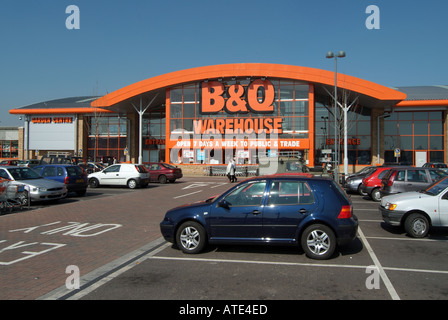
<box><xmin>252</xmin><ymin>210</ymin><xmax>262</xmax><ymax>215</ymax></box>
<box><xmin>299</xmin><ymin>209</ymin><xmax>309</xmax><ymax>214</ymax></box>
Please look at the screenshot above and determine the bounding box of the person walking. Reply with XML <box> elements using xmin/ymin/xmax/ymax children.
<box><xmin>230</xmin><ymin>158</ymin><xmax>237</xmax><ymax>183</ymax></box>
<box><xmin>226</xmin><ymin>159</ymin><xmax>233</xmax><ymax>182</ymax></box>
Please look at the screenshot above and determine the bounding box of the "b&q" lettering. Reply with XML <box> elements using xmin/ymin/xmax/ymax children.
<box><xmin>201</xmin><ymin>79</ymin><xmax>275</xmax><ymax>114</ymax></box>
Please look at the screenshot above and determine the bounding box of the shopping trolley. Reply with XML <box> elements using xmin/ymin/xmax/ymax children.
<box><xmin>0</xmin><ymin>178</ymin><xmax>27</xmax><ymax>214</ymax></box>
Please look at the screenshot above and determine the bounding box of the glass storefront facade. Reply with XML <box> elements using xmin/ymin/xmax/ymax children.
<box><xmin>82</xmin><ymin>90</ymin><xmax>445</xmax><ymax>169</ymax></box>
<box><xmin>0</xmin><ymin>140</ymin><xmax>19</xmax><ymax>159</ymax></box>
<box><xmin>168</xmin><ymin>78</ymin><xmax>311</xmax><ymax>164</ymax></box>
<box><xmin>384</xmin><ymin>111</ymin><xmax>445</xmax><ymax>165</ymax></box>
<box><xmin>142</xmin><ymin>106</ymin><xmax>166</xmax><ymax>162</ymax></box>
<box><xmin>314</xmin><ymin>101</ymin><xmax>372</xmax><ymax>166</ymax></box>
<box><xmin>87</xmin><ymin>115</ymin><xmax>128</xmax><ymax>162</ymax></box>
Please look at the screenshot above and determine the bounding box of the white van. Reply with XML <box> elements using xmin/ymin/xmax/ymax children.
<box><xmin>88</xmin><ymin>163</ymin><xmax>149</xmax><ymax>189</ymax></box>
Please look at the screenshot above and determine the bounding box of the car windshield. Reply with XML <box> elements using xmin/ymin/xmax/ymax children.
<box><xmin>423</xmin><ymin>176</ymin><xmax>448</xmax><ymax>196</ymax></box>
<box><xmin>8</xmin><ymin>167</ymin><xmax>42</xmax><ymax>180</ymax></box>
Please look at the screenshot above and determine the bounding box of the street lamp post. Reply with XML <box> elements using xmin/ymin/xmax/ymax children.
<box><xmin>326</xmin><ymin>50</ymin><xmax>345</xmax><ymax>183</ymax></box>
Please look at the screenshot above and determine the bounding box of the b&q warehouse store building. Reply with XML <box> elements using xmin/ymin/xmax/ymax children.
<box><xmin>7</xmin><ymin>63</ymin><xmax>448</xmax><ymax>173</ymax></box>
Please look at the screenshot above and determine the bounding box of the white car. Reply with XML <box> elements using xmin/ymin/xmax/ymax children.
<box><xmin>88</xmin><ymin>163</ymin><xmax>149</xmax><ymax>189</ymax></box>
<box><xmin>380</xmin><ymin>176</ymin><xmax>448</xmax><ymax>238</ymax></box>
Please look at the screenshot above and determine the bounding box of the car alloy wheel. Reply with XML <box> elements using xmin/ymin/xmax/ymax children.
<box><xmin>405</xmin><ymin>213</ymin><xmax>429</xmax><ymax>238</ymax></box>
<box><xmin>176</xmin><ymin>221</ymin><xmax>206</xmax><ymax>254</ymax></box>
<box><xmin>89</xmin><ymin>178</ymin><xmax>99</xmax><ymax>188</ymax></box>
<box><xmin>301</xmin><ymin>224</ymin><xmax>336</xmax><ymax>260</ymax></box>
<box><xmin>127</xmin><ymin>179</ymin><xmax>137</xmax><ymax>189</ymax></box>
<box><xmin>371</xmin><ymin>188</ymin><xmax>381</xmax><ymax>202</ymax></box>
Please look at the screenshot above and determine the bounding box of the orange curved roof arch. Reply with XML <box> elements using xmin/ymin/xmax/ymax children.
<box><xmin>91</xmin><ymin>63</ymin><xmax>406</xmax><ymax>107</ymax></box>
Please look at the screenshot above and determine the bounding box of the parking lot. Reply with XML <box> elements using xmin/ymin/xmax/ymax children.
<box><xmin>1</xmin><ymin>176</ymin><xmax>448</xmax><ymax>302</ymax></box>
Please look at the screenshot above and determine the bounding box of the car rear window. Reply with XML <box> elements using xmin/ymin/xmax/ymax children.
<box><xmin>378</xmin><ymin>170</ymin><xmax>390</xmax><ymax>179</ymax></box>
<box><xmin>136</xmin><ymin>165</ymin><xmax>148</xmax><ymax>173</ymax></box>
<box><xmin>66</xmin><ymin>166</ymin><xmax>83</xmax><ymax>176</ymax></box>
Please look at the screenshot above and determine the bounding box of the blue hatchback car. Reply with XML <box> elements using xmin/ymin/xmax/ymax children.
<box><xmin>33</xmin><ymin>164</ymin><xmax>88</xmax><ymax>196</ymax></box>
<box><xmin>160</xmin><ymin>174</ymin><xmax>358</xmax><ymax>260</ymax></box>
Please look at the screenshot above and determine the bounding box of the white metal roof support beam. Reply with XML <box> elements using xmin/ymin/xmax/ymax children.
<box><xmin>131</xmin><ymin>94</ymin><xmax>158</xmax><ymax>164</ymax></box>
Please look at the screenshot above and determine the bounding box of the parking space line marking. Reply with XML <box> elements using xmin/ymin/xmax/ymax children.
<box><xmin>357</xmin><ymin>227</ymin><xmax>400</xmax><ymax>300</ymax></box>
<box><xmin>383</xmin><ymin>266</ymin><xmax>448</xmax><ymax>274</ymax></box>
<box><xmin>150</xmin><ymin>255</ymin><xmax>448</xmax><ymax>276</ymax></box>
<box><xmin>358</xmin><ymin>219</ymin><xmax>383</xmax><ymax>222</ymax></box>
<box><xmin>149</xmin><ymin>255</ymin><xmax>369</xmax><ymax>270</ymax></box>
<box><xmin>38</xmin><ymin>238</ymin><xmax>171</xmax><ymax>300</ymax></box>
<box><xmin>173</xmin><ymin>190</ymin><xmax>202</xmax><ymax>199</ymax></box>
<box><xmin>366</xmin><ymin>236</ymin><xmax>448</xmax><ymax>242</ymax></box>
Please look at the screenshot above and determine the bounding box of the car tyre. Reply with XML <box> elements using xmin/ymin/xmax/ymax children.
<box><xmin>371</xmin><ymin>188</ymin><xmax>381</xmax><ymax>202</ymax></box>
<box><xmin>158</xmin><ymin>175</ymin><xmax>167</xmax><ymax>184</ymax></box>
<box><xmin>358</xmin><ymin>184</ymin><xmax>367</xmax><ymax>196</ymax></box>
<box><xmin>404</xmin><ymin>213</ymin><xmax>429</xmax><ymax>238</ymax></box>
<box><xmin>19</xmin><ymin>190</ymin><xmax>29</xmax><ymax>206</ymax></box>
<box><xmin>301</xmin><ymin>224</ymin><xmax>336</xmax><ymax>260</ymax></box>
<box><xmin>89</xmin><ymin>178</ymin><xmax>100</xmax><ymax>188</ymax></box>
<box><xmin>127</xmin><ymin>179</ymin><xmax>138</xmax><ymax>189</ymax></box>
<box><xmin>176</xmin><ymin>221</ymin><xmax>207</xmax><ymax>254</ymax></box>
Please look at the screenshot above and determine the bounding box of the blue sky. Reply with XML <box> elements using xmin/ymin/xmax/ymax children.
<box><xmin>1</xmin><ymin>0</ymin><xmax>447</xmax><ymax>126</ymax></box>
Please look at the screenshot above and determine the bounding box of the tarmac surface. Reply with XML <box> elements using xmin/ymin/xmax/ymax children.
<box><xmin>0</xmin><ymin>176</ymin><xmax>230</xmax><ymax>300</ymax></box>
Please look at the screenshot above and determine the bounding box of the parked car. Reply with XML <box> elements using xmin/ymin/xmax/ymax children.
<box><xmin>17</xmin><ymin>159</ymin><xmax>40</xmax><ymax>168</ymax></box>
<box><xmin>78</xmin><ymin>162</ymin><xmax>106</xmax><ymax>174</ymax></box>
<box><xmin>0</xmin><ymin>166</ymin><xmax>67</xmax><ymax>204</ymax></box>
<box><xmin>39</xmin><ymin>156</ymin><xmax>81</xmax><ymax>165</ymax></box>
<box><xmin>88</xmin><ymin>163</ymin><xmax>149</xmax><ymax>189</ymax></box>
<box><xmin>380</xmin><ymin>166</ymin><xmax>448</xmax><ymax>199</ymax></box>
<box><xmin>422</xmin><ymin>162</ymin><xmax>448</xmax><ymax>168</ymax></box>
<box><xmin>360</xmin><ymin>167</ymin><xmax>393</xmax><ymax>201</ymax></box>
<box><xmin>343</xmin><ymin>166</ymin><xmax>377</xmax><ymax>195</ymax></box>
<box><xmin>380</xmin><ymin>176</ymin><xmax>448</xmax><ymax>238</ymax></box>
<box><xmin>0</xmin><ymin>160</ymin><xmax>18</xmax><ymax>166</ymax></box>
<box><xmin>160</xmin><ymin>174</ymin><xmax>358</xmax><ymax>260</ymax></box>
<box><xmin>33</xmin><ymin>164</ymin><xmax>88</xmax><ymax>196</ymax></box>
<box><xmin>144</xmin><ymin>162</ymin><xmax>183</xmax><ymax>183</ymax></box>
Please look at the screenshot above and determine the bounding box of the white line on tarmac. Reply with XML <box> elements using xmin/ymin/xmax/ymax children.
<box><xmin>357</xmin><ymin>226</ymin><xmax>401</xmax><ymax>300</ymax></box>
<box><xmin>149</xmin><ymin>255</ymin><xmax>369</xmax><ymax>270</ymax></box>
<box><xmin>173</xmin><ymin>190</ymin><xmax>203</xmax><ymax>199</ymax></box>
<box><xmin>366</xmin><ymin>236</ymin><xmax>448</xmax><ymax>242</ymax></box>
<box><xmin>149</xmin><ymin>255</ymin><xmax>448</xmax><ymax>275</ymax></box>
<box><xmin>65</xmin><ymin>241</ymin><xmax>171</xmax><ymax>300</ymax></box>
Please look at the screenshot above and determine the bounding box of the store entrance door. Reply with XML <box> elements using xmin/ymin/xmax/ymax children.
<box><xmin>415</xmin><ymin>151</ymin><xmax>427</xmax><ymax>167</ymax></box>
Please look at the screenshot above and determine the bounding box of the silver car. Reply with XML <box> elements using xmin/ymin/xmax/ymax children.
<box><xmin>0</xmin><ymin>166</ymin><xmax>67</xmax><ymax>205</ymax></box>
<box><xmin>380</xmin><ymin>176</ymin><xmax>448</xmax><ymax>238</ymax></box>
<box><xmin>343</xmin><ymin>166</ymin><xmax>376</xmax><ymax>195</ymax></box>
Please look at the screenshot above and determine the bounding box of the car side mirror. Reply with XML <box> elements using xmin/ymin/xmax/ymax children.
<box><xmin>218</xmin><ymin>200</ymin><xmax>230</xmax><ymax>209</ymax></box>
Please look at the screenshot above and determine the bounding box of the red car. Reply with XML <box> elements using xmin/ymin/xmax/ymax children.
<box><xmin>145</xmin><ymin>162</ymin><xmax>183</xmax><ymax>183</ymax></box>
<box><xmin>360</xmin><ymin>167</ymin><xmax>393</xmax><ymax>201</ymax></box>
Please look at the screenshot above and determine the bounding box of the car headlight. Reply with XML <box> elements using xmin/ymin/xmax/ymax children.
<box><xmin>32</xmin><ymin>187</ymin><xmax>47</xmax><ymax>192</ymax></box>
<box><xmin>385</xmin><ymin>202</ymin><xmax>397</xmax><ymax>211</ymax></box>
